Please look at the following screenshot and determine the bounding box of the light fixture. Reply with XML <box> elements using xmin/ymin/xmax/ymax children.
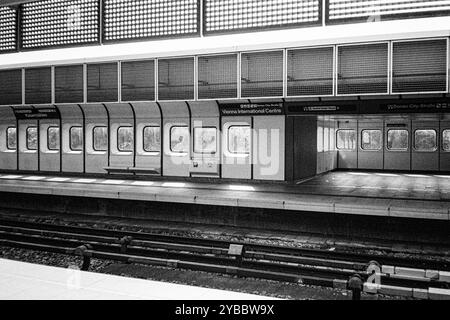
<box><xmin>162</xmin><ymin>182</ymin><xmax>186</xmax><ymax>188</ymax></box>
<box><xmin>229</xmin><ymin>185</ymin><xmax>255</xmax><ymax>191</ymax></box>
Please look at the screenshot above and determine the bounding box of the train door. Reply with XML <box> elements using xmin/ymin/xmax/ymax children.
<box><xmin>336</xmin><ymin>119</ymin><xmax>357</xmax><ymax>169</ymax></box>
<box><xmin>161</xmin><ymin>102</ymin><xmax>190</xmax><ymax>177</ymax></box>
<box><xmin>190</xmin><ymin>102</ymin><xmax>220</xmax><ymax>178</ymax></box>
<box><xmin>384</xmin><ymin>120</ymin><xmax>411</xmax><ymax>171</ymax></box>
<box><xmin>106</xmin><ymin>103</ymin><xmax>134</xmax><ymax>173</ymax></box>
<box><xmin>358</xmin><ymin>120</ymin><xmax>383</xmax><ymax>170</ymax></box>
<box><xmin>440</xmin><ymin>118</ymin><xmax>450</xmax><ymax>172</ymax></box>
<box><xmin>17</xmin><ymin>111</ymin><xmax>39</xmax><ymax>172</ymax></box>
<box><xmin>411</xmin><ymin>119</ymin><xmax>439</xmax><ymax>171</ymax></box>
<box><xmin>222</xmin><ymin>116</ymin><xmax>252</xmax><ymax>180</ymax></box>
<box><xmin>80</xmin><ymin>104</ymin><xmax>109</xmax><ymax>174</ymax></box>
<box><xmin>59</xmin><ymin>105</ymin><xmax>84</xmax><ymax>173</ymax></box>
<box><xmin>39</xmin><ymin>106</ymin><xmax>61</xmax><ymax>172</ymax></box>
<box><xmin>0</xmin><ymin>106</ymin><xmax>17</xmax><ymax>171</ymax></box>
<box><xmin>133</xmin><ymin>102</ymin><xmax>162</xmax><ymax>175</ymax></box>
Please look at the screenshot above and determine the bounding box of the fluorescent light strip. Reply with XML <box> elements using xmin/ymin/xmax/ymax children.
<box><xmin>162</xmin><ymin>182</ymin><xmax>186</xmax><ymax>188</ymax></box>
<box><xmin>229</xmin><ymin>185</ymin><xmax>255</xmax><ymax>191</ymax></box>
<box><xmin>47</xmin><ymin>177</ymin><xmax>71</xmax><ymax>182</ymax></box>
<box><xmin>101</xmin><ymin>180</ymin><xmax>125</xmax><ymax>185</ymax></box>
<box><xmin>73</xmin><ymin>179</ymin><xmax>97</xmax><ymax>183</ymax></box>
<box><xmin>0</xmin><ymin>175</ymin><xmax>22</xmax><ymax>179</ymax></box>
<box><xmin>131</xmin><ymin>181</ymin><xmax>155</xmax><ymax>186</ymax></box>
<box><xmin>22</xmin><ymin>176</ymin><xmax>46</xmax><ymax>181</ymax></box>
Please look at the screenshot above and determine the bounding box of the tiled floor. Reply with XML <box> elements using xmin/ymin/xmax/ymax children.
<box><xmin>0</xmin><ymin>259</ymin><xmax>274</xmax><ymax>300</ymax></box>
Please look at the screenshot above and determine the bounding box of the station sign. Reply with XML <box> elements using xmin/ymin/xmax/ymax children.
<box><xmin>13</xmin><ymin>107</ymin><xmax>60</xmax><ymax>120</ymax></box>
<box><xmin>219</xmin><ymin>103</ymin><xmax>285</xmax><ymax>116</ymax></box>
<box><xmin>380</xmin><ymin>102</ymin><xmax>450</xmax><ymax>113</ymax></box>
<box><xmin>286</xmin><ymin>103</ymin><xmax>358</xmax><ymax>114</ymax></box>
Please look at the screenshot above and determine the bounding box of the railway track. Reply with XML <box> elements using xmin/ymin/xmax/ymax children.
<box><xmin>0</xmin><ymin>217</ymin><xmax>449</xmax><ymax>299</ymax></box>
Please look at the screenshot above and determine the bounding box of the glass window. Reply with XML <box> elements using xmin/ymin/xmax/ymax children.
<box><xmin>336</xmin><ymin>129</ymin><xmax>356</xmax><ymax>150</ymax></box>
<box><xmin>317</xmin><ymin>126</ymin><xmax>323</xmax><ymax>152</ymax></box>
<box><xmin>26</xmin><ymin>127</ymin><xmax>37</xmax><ymax>150</ymax></box>
<box><xmin>143</xmin><ymin>126</ymin><xmax>161</xmax><ymax>153</ymax></box>
<box><xmin>387</xmin><ymin>130</ymin><xmax>409</xmax><ymax>151</ymax></box>
<box><xmin>47</xmin><ymin>127</ymin><xmax>60</xmax><ymax>151</ymax></box>
<box><xmin>414</xmin><ymin>130</ymin><xmax>437</xmax><ymax>151</ymax></box>
<box><xmin>118</xmin><ymin>127</ymin><xmax>134</xmax><ymax>152</ymax></box>
<box><xmin>93</xmin><ymin>126</ymin><xmax>108</xmax><ymax>152</ymax></box>
<box><xmin>170</xmin><ymin>126</ymin><xmax>189</xmax><ymax>153</ymax></box>
<box><xmin>228</xmin><ymin>126</ymin><xmax>251</xmax><ymax>154</ymax></box>
<box><xmin>324</xmin><ymin>127</ymin><xmax>330</xmax><ymax>152</ymax></box>
<box><xmin>443</xmin><ymin>130</ymin><xmax>450</xmax><ymax>152</ymax></box>
<box><xmin>70</xmin><ymin>127</ymin><xmax>83</xmax><ymax>151</ymax></box>
<box><xmin>361</xmin><ymin>130</ymin><xmax>382</xmax><ymax>151</ymax></box>
<box><xmin>6</xmin><ymin>127</ymin><xmax>17</xmax><ymax>150</ymax></box>
<box><xmin>194</xmin><ymin>127</ymin><xmax>217</xmax><ymax>154</ymax></box>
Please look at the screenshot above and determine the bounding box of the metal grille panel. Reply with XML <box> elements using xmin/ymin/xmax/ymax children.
<box><xmin>287</xmin><ymin>47</ymin><xmax>334</xmax><ymax>96</ymax></box>
<box><xmin>55</xmin><ymin>65</ymin><xmax>84</xmax><ymax>103</ymax></box>
<box><xmin>241</xmin><ymin>51</ymin><xmax>284</xmax><ymax>98</ymax></box>
<box><xmin>104</xmin><ymin>0</ymin><xmax>199</xmax><ymax>42</ymax></box>
<box><xmin>158</xmin><ymin>57</ymin><xmax>195</xmax><ymax>101</ymax></box>
<box><xmin>0</xmin><ymin>69</ymin><xmax>22</xmax><ymax>105</ymax></box>
<box><xmin>0</xmin><ymin>6</ymin><xmax>17</xmax><ymax>52</ymax></box>
<box><xmin>121</xmin><ymin>60</ymin><xmax>155</xmax><ymax>101</ymax></box>
<box><xmin>87</xmin><ymin>63</ymin><xmax>118</xmax><ymax>102</ymax></box>
<box><xmin>25</xmin><ymin>67</ymin><xmax>51</xmax><ymax>104</ymax></box>
<box><xmin>198</xmin><ymin>54</ymin><xmax>237</xmax><ymax>99</ymax></box>
<box><xmin>392</xmin><ymin>39</ymin><xmax>448</xmax><ymax>93</ymax></box>
<box><xmin>204</xmin><ymin>0</ymin><xmax>321</xmax><ymax>34</ymax></box>
<box><xmin>328</xmin><ymin>0</ymin><xmax>450</xmax><ymax>22</ymax></box>
<box><xmin>337</xmin><ymin>43</ymin><xmax>388</xmax><ymax>95</ymax></box>
<box><xmin>21</xmin><ymin>0</ymin><xmax>99</xmax><ymax>49</ymax></box>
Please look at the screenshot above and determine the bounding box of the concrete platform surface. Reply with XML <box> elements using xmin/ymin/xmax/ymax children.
<box><xmin>0</xmin><ymin>259</ymin><xmax>274</xmax><ymax>300</ymax></box>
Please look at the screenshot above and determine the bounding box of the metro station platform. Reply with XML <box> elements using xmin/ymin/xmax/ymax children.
<box><xmin>0</xmin><ymin>171</ymin><xmax>449</xmax><ymax>221</ymax></box>
<box><xmin>0</xmin><ymin>259</ymin><xmax>272</xmax><ymax>300</ymax></box>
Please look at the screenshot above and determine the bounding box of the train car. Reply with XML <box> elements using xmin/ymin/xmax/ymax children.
<box><xmin>0</xmin><ymin>0</ymin><xmax>450</xmax><ymax>182</ymax></box>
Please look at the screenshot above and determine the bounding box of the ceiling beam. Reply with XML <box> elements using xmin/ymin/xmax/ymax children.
<box><xmin>0</xmin><ymin>0</ymin><xmax>38</xmax><ymax>7</ymax></box>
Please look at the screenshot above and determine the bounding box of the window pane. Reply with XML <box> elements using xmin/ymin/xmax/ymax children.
<box><xmin>87</xmin><ymin>63</ymin><xmax>118</xmax><ymax>102</ymax></box>
<box><xmin>7</xmin><ymin>127</ymin><xmax>17</xmax><ymax>150</ymax></box>
<box><xmin>26</xmin><ymin>127</ymin><xmax>37</xmax><ymax>150</ymax></box>
<box><xmin>121</xmin><ymin>60</ymin><xmax>155</xmax><ymax>101</ymax></box>
<box><xmin>387</xmin><ymin>130</ymin><xmax>408</xmax><ymax>151</ymax></box>
<box><xmin>361</xmin><ymin>130</ymin><xmax>382</xmax><ymax>150</ymax></box>
<box><xmin>55</xmin><ymin>65</ymin><xmax>84</xmax><ymax>103</ymax></box>
<box><xmin>443</xmin><ymin>130</ymin><xmax>450</xmax><ymax>152</ymax></box>
<box><xmin>317</xmin><ymin>126</ymin><xmax>323</xmax><ymax>152</ymax></box>
<box><xmin>47</xmin><ymin>127</ymin><xmax>60</xmax><ymax>151</ymax></box>
<box><xmin>70</xmin><ymin>127</ymin><xmax>83</xmax><ymax>151</ymax></box>
<box><xmin>0</xmin><ymin>70</ymin><xmax>22</xmax><ymax>105</ymax></box>
<box><xmin>25</xmin><ymin>67</ymin><xmax>51</xmax><ymax>104</ymax></box>
<box><xmin>414</xmin><ymin>130</ymin><xmax>437</xmax><ymax>151</ymax></box>
<box><xmin>228</xmin><ymin>126</ymin><xmax>250</xmax><ymax>154</ymax></box>
<box><xmin>143</xmin><ymin>126</ymin><xmax>161</xmax><ymax>152</ymax></box>
<box><xmin>170</xmin><ymin>126</ymin><xmax>189</xmax><ymax>153</ymax></box>
<box><xmin>194</xmin><ymin>127</ymin><xmax>217</xmax><ymax>154</ymax></box>
<box><xmin>336</xmin><ymin>129</ymin><xmax>356</xmax><ymax>150</ymax></box>
<box><xmin>118</xmin><ymin>127</ymin><xmax>134</xmax><ymax>152</ymax></box>
<box><xmin>93</xmin><ymin>127</ymin><xmax>108</xmax><ymax>151</ymax></box>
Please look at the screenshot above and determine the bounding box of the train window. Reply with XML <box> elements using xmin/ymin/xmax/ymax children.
<box><xmin>26</xmin><ymin>127</ymin><xmax>38</xmax><ymax>150</ymax></box>
<box><xmin>387</xmin><ymin>130</ymin><xmax>408</xmax><ymax>151</ymax></box>
<box><xmin>336</xmin><ymin>130</ymin><xmax>356</xmax><ymax>150</ymax></box>
<box><xmin>6</xmin><ymin>127</ymin><xmax>17</xmax><ymax>150</ymax></box>
<box><xmin>47</xmin><ymin>127</ymin><xmax>60</xmax><ymax>151</ymax></box>
<box><xmin>194</xmin><ymin>127</ymin><xmax>217</xmax><ymax>154</ymax></box>
<box><xmin>143</xmin><ymin>126</ymin><xmax>161</xmax><ymax>153</ymax></box>
<box><xmin>228</xmin><ymin>126</ymin><xmax>250</xmax><ymax>154</ymax></box>
<box><xmin>93</xmin><ymin>126</ymin><xmax>108</xmax><ymax>152</ymax></box>
<box><xmin>170</xmin><ymin>126</ymin><xmax>189</xmax><ymax>153</ymax></box>
<box><xmin>414</xmin><ymin>130</ymin><xmax>437</xmax><ymax>152</ymax></box>
<box><xmin>70</xmin><ymin>127</ymin><xmax>83</xmax><ymax>151</ymax></box>
<box><xmin>443</xmin><ymin>130</ymin><xmax>450</xmax><ymax>152</ymax></box>
<box><xmin>118</xmin><ymin>127</ymin><xmax>134</xmax><ymax>152</ymax></box>
<box><xmin>361</xmin><ymin>130</ymin><xmax>382</xmax><ymax>151</ymax></box>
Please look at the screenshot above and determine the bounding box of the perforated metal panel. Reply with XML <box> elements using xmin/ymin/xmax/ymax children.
<box><xmin>241</xmin><ymin>51</ymin><xmax>284</xmax><ymax>98</ymax></box>
<box><xmin>198</xmin><ymin>54</ymin><xmax>237</xmax><ymax>99</ymax></box>
<box><xmin>204</xmin><ymin>0</ymin><xmax>321</xmax><ymax>34</ymax></box>
<box><xmin>0</xmin><ymin>69</ymin><xmax>22</xmax><ymax>105</ymax></box>
<box><xmin>392</xmin><ymin>39</ymin><xmax>448</xmax><ymax>94</ymax></box>
<box><xmin>55</xmin><ymin>65</ymin><xmax>84</xmax><ymax>103</ymax></box>
<box><xmin>328</xmin><ymin>0</ymin><xmax>450</xmax><ymax>23</ymax></box>
<box><xmin>87</xmin><ymin>63</ymin><xmax>118</xmax><ymax>102</ymax></box>
<box><xmin>104</xmin><ymin>0</ymin><xmax>199</xmax><ymax>42</ymax></box>
<box><xmin>121</xmin><ymin>60</ymin><xmax>155</xmax><ymax>101</ymax></box>
<box><xmin>21</xmin><ymin>0</ymin><xmax>99</xmax><ymax>50</ymax></box>
<box><xmin>337</xmin><ymin>43</ymin><xmax>388</xmax><ymax>95</ymax></box>
<box><xmin>287</xmin><ymin>47</ymin><xmax>334</xmax><ymax>96</ymax></box>
<box><xmin>25</xmin><ymin>67</ymin><xmax>51</xmax><ymax>104</ymax></box>
<box><xmin>158</xmin><ymin>57</ymin><xmax>194</xmax><ymax>101</ymax></box>
<box><xmin>0</xmin><ymin>6</ymin><xmax>17</xmax><ymax>52</ymax></box>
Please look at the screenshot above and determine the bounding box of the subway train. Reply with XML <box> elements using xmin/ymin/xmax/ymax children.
<box><xmin>0</xmin><ymin>25</ymin><xmax>450</xmax><ymax>182</ymax></box>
